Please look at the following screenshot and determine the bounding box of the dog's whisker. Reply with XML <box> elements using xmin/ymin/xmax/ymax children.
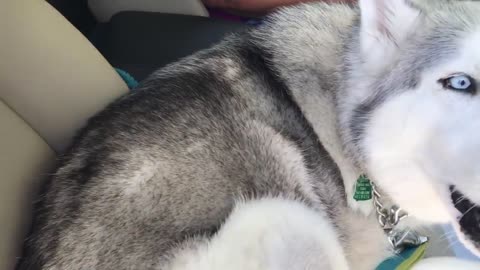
<box><xmin>438</xmin><ymin>230</ymin><xmax>458</xmax><ymax>241</ymax></box>
<box><xmin>446</xmin><ymin>239</ymin><xmax>461</xmax><ymax>251</ymax></box>
<box><xmin>459</xmin><ymin>204</ymin><xmax>478</xmax><ymax>221</ymax></box>
<box><xmin>453</xmin><ymin>195</ymin><xmax>467</xmax><ymax>206</ymax></box>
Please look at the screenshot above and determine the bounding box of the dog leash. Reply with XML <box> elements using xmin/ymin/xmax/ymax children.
<box><xmin>354</xmin><ymin>176</ymin><xmax>429</xmax><ymax>269</ymax></box>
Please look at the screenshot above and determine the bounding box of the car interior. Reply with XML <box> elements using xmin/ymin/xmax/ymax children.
<box><xmin>1</xmin><ymin>1</ymin><xmax>478</xmax><ymax>269</ymax></box>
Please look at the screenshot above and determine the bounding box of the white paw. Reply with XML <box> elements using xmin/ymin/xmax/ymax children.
<box><xmin>169</xmin><ymin>198</ymin><xmax>351</xmax><ymax>270</ymax></box>
<box><xmin>211</xmin><ymin>198</ymin><xmax>351</xmax><ymax>270</ymax></box>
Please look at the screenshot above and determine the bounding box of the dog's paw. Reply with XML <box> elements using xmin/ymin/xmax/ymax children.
<box><xmin>171</xmin><ymin>198</ymin><xmax>351</xmax><ymax>270</ymax></box>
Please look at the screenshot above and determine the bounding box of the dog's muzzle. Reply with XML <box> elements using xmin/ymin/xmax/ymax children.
<box><xmin>451</xmin><ymin>186</ymin><xmax>480</xmax><ymax>248</ymax></box>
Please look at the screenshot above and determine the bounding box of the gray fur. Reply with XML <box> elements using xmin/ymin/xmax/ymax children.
<box><xmin>17</xmin><ymin>1</ymin><xmax>480</xmax><ymax>269</ymax></box>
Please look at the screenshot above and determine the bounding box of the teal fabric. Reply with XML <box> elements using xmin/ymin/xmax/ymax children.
<box><xmin>376</xmin><ymin>245</ymin><xmax>424</xmax><ymax>270</ymax></box>
<box><xmin>115</xmin><ymin>68</ymin><xmax>139</xmax><ymax>89</ymax></box>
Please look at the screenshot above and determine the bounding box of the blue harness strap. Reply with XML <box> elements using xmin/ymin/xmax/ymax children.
<box><xmin>376</xmin><ymin>243</ymin><xmax>428</xmax><ymax>270</ymax></box>
<box><xmin>115</xmin><ymin>68</ymin><xmax>139</xmax><ymax>89</ymax></box>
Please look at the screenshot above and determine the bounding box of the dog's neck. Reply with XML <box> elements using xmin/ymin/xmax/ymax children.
<box><xmin>261</xmin><ymin>47</ymin><xmax>368</xmax><ymax>213</ymax></box>
<box><xmin>287</xmin><ymin>81</ymin><xmax>372</xmax><ymax>215</ymax></box>
<box><xmin>252</xmin><ymin>5</ymin><xmax>373</xmax><ymax>214</ymax></box>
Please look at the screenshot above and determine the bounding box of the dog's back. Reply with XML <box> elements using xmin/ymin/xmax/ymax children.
<box><xmin>18</xmin><ymin>32</ymin><xmax>347</xmax><ymax>269</ymax></box>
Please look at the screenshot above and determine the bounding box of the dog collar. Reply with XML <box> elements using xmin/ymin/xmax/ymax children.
<box><xmin>354</xmin><ymin>175</ymin><xmax>409</xmax><ymax>232</ymax></box>
<box><xmin>354</xmin><ymin>175</ymin><xmax>430</xmax><ymax>269</ymax></box>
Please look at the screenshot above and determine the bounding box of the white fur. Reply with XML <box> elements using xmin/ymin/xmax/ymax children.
<box><xmin>365</xmin><ymin>89</ymin><xmax>453</xmax><ymax>222</ymax></box>
<box><xmin>167</xmin><ymin>198</ymin><xmax>350</xmax><ymax>270</ymax></box>
<box><xmin>349</xmin><ymin>0</ymin><xmax>480</xmax><ymax>260</ymax></box>
<box><xmin>364</xmin><ymin>26</ymin><xmax>480</xmax><ymax>248</ymax></box>
<box><xmin>337</xmin><ymin>211</ymin><xmax>392</xmax><ymax>269</ymax></box>
<box><xmin>411</xmin><ymin>257</ymin><xmax>480</xmax><ymax>270</ymax></box>
<box><xmin>167</xmin><ymin>199</ymin><xmax>476</xmax><ymax>270</ymax></box>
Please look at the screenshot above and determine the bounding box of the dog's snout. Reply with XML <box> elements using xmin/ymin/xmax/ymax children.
<box><xmin>451</xmin><ymin>187</ymin><xmax>480</xmax><ymax>245</ymax></box>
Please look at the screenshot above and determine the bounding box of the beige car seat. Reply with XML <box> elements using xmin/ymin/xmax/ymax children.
<box><xmin>0</xmin><ymin>0</ymin><xmax>128</xmax><ymax>269</ymax></box>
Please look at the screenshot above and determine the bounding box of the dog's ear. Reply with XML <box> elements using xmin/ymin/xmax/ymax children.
<box><xmin>359</xmin><ymin>0</ymin><xmax>421</xmax><ymax>69</ymax></box>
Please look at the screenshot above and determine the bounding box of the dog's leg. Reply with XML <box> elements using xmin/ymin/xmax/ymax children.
<box><xmin>167</xmin><ymin>198</ymin><xmax>350</xmax><ymax>270</ymax></box>
<box><xmin>411</xmin><ymin>257</ymin><xmax>480</xmax><ymax>270</ymax></box>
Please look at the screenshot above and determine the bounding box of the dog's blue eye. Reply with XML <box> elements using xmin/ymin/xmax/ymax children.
<box><xmin>449</xmin><ymin>75</ymin><xmax>471</xmax><ymax>89</ymax></box>
<box><xmin>440</xmin><ymin>73</ymin><xmax>476</xmax><ymax>94</ymax></box>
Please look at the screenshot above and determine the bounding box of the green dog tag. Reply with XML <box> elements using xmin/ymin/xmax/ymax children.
<box><xmin>354</xmin><ymin>175</ymin><xmax>373</xmax><ymax>201</ymax></box>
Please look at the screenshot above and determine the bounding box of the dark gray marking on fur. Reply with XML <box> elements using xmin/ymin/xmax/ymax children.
<box><xmin>238</xmin><ymin>37</ymin><xmax>347</xmax><ymax>219</ymax></box>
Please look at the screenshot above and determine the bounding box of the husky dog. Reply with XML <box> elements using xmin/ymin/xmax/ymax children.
<box><xmin>18</xmin><ymin>0</ymin><xmax>480</xmax><ymax>269</ymax></box>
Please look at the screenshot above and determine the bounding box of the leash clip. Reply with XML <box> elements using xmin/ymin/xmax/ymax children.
<box><xmin>388</xmin><ymin>229</ymin><xmax>429</xmax><ymax>254</ymax></box>
<box><xmin>371</xmin><ymin>181</ymin><xmax>429</xmax><ymax>253</ymax></box>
